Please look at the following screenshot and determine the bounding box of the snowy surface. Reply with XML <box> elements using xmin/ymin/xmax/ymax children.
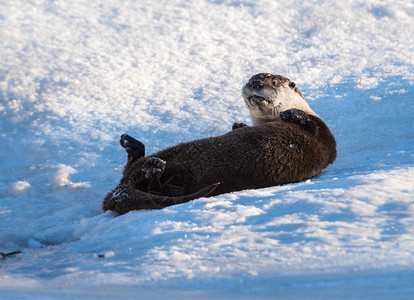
<box><xmin>1</xmin><ymin>0</ymin><xmax>414</xmax><ymax>298</ymax></box>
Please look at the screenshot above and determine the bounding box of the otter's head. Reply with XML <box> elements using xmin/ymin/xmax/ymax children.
<box><xmin>242</xmin><ymin>73</ymin><xmax>317</xmax><ymax>125</ymax></box>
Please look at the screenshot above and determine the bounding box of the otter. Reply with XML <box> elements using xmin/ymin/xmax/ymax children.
<box><xmin>242</xmin><ymin>73</ymin><xmax>318</xmax><ymax>125</ymax></box>
<box><xmin>103</xmin><ymin>73</ymin><xmax>336</xmax><ymax>215</ymax></box>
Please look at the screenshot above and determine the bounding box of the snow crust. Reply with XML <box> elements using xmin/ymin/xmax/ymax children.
<box><xmin>0</xmin><ymin>0</ymin><xmax>413</xmax><ymax>298</ymax></box>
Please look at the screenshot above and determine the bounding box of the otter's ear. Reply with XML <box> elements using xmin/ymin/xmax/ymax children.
<box><xmin>289</xmin><ymin>81</ymin><xmax>296</xmax><ymax>89</ymax></box>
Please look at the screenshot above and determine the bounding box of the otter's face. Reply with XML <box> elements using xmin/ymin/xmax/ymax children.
<box><xmin>242</xmin><ymin>73</ymin><xmax>315</xmax><ymax>125</ymax></box>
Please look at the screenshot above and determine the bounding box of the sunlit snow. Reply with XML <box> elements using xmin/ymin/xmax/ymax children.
<box><xmin>1</xmin><ymin>0</ymin><xmax>413</xmax><ymax>298</ymax></box>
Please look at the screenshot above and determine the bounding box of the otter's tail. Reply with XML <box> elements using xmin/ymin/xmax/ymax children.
<box><xmin>103</xmin><ymin>183</ymin><xmax>220</xmax><ymax>215</ymax></box>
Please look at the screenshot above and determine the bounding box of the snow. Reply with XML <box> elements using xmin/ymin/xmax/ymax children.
<box><xmin>52</xmin><ymin>164</ymin><xmax>91</xmax><ymax>189</ymax></box>
<box><xmin>0</xmin><ymin>0</ymin><xmax>413</xmax><ymax>298</ymax></box>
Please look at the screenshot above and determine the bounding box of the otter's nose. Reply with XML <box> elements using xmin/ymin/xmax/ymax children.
<box><xmin>248</xmin><ymin>77</ymin><xmax>264</xmax><ymax>89</ymax></box>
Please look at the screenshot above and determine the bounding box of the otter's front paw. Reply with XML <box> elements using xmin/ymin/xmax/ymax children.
<box><xmin>232</xmin><ymin>122</ymin><xmax>247</xmax><ymax>130</ymax></box>
<box><xmin>120</xmin><ymin>134</ymin><xmax>145</xmax><ymax>158</ymax></box>
<box><xmin>280</xmin><ymin>109</ymin><xmax>309</xmax><ymax>125</ymax></box>
<box><xmin>142</xmin><ymin>157</ymin><xmax>166</xmax><ymax>179</ymax></box>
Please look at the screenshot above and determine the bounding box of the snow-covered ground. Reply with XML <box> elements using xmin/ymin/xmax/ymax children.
<box><xmin>1</xmin><ymin>0</ymin><xmax>413</xmax><ymax>298</ymax></box>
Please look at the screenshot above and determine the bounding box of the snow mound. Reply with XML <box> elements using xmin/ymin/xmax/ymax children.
<box><xmin>11</xmin><ymin>181</ymin><xmax>31</xmax><ymax>196</ymax></box>
<box><xmin>53</xmin><ymin>164</ymin><xmax>91</xmax><ymax>189</ymax></box>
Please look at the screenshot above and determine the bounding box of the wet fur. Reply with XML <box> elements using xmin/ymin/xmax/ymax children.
<box><xmin>103</xmin><ymin>74</ymin><xmax>337</xmax><ymax>214</ymax></box>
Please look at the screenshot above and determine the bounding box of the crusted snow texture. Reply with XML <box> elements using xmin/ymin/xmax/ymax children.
<box><xmin>0</xmin><ymin>0</ymin><xmax>413</xmax><ymax>298</ymax></box>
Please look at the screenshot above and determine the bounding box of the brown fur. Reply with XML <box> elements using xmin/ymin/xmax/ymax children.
<box><xmin>103</xmin><ymin>74</ymin><xmax>337</xmax><ymax>214</ymax></box>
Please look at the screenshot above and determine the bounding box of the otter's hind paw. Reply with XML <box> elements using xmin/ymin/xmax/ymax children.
<box><xmin>232</xmin><ymin>122</ymin><xmax>247</xmax><ymax>130</ymax></box>
<box><xmin>120</xmin><ymin>134</ymin><xmax>145</xmax><ymax>159</ymax></box>
<box><xmin>280</xmin><ymin>109</ymin><xmax>309</xmax><ymax>125</ymax></box>
<box><xmin>142</xmin><ymin>157</ymin><xmax>166</xmax><ymax>179</ymax></box>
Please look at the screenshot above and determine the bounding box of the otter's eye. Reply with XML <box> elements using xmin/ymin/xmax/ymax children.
<box><xmin>273</xmin><ymin>81</ymin><xmax>277</xmax><ymax>86</ymax></box>
<box><xmin>289</xmin><ymin>81</ymin><xmax>296</xmax><ymax>89</ymax></box>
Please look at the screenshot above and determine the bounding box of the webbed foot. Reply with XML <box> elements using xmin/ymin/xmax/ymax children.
<box><xmin>280</xmin><ymin>109</ymin><xmax>309</xmax><ymax>125</ymax></box>
<box><xmin>141</xmin><ymin>157</ymin><xmax>166</xmax><ymax>179</ymax></box>
<box><xmin>232</xmin><ymin>122</ymin><xmax>248</xmax><ymax>130</ymax></box>
<box><xmin>120</xmin><ymin>134</ymin><xmax>145</xmax><ymax>159</ymax></box>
